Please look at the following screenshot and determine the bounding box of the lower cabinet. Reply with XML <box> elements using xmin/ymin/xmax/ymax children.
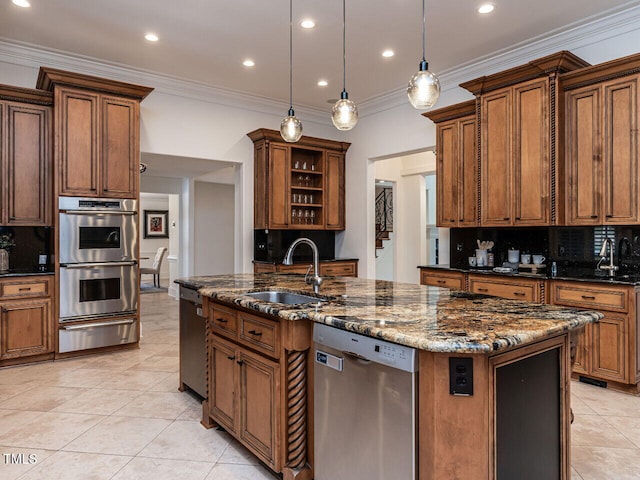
<box><xmin>468</xmin><ymin>274</ymin><xmax>545</xmax><ymax>303</ymax></box>
<box><xmin>550</xmin><ymin>280</ymin><xmax>635</xmax><ymax>391</ymax></box>
<box><xmin>0</xmin><ymin>276</ymin><xmax>53</xmax><ymax>363</ymax></box>
<box><xmin>203</xmin><ymin>298</ymin><xmax>312</xmax><ymax>479</ymax></box>
<box><xmin>254</xmin><ymin>259</ymin><xmax>358</xmax><ymax>277</ymax></box>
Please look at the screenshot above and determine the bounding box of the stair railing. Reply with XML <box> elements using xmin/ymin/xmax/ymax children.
<box><xmin>375</xmin><ymin>187</ymin><xmax>393</xmax><ymax>244</ymax></box>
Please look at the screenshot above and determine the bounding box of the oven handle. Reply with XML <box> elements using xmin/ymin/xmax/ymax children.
<box><xmin>60</xmin><ymin>318</ymin><xmax>136</xmax><ymax>330</ymax></box>
<box><xmin>60</xmin><ymin>261</ymin><xmax>138</xmax><ymax>269</ymax></box>
<box><xmin>60</xmin><ymin>210</ymin><xmax>137</xmax><ymax>215</ymax></box>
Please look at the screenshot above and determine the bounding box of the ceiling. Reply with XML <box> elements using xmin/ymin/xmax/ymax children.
<box><xmin>2</xmin><ymin>0</ymin><xmax>639</xmax><ymax>112</ymax></box>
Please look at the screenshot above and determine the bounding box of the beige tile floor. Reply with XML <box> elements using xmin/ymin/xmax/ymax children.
<box><xmin>0</xmin><ymin>291</ymin><xmax>639</xmax><ymax>479</ymax></box>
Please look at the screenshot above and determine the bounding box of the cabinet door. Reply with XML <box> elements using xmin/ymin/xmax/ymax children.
<box><xmin>268</xmin><ymin>144</ymin><xmax>290</xmax><ymax>229</ymax></box>
<box><xmin>325</xmin><ymin>151</ymin><xmax>345</xmax><ymax>230</ymax></box>
<box><xmin>56</xmin><ymin>87</ymin><xmax>99</xmax><ymax>196</ymax></box>
<box><xmin>101</xmin><ymin>96</ymin><xmax>138</xmax><ymax>198</ymax></box>
<box><xmin>591</xmin><ymin>313</ymin><xmax>627</xmax><ymax>383</ymax></box>
<box><xmin>0</xmin><ymin>299</ymin><xmax>51</xmax><ymax>359</ymax></box>
<box><xmin>572</xmin><ymin>325</ymin><xmax>590</xmax><ymax>376</ymax></box>
<box><xmin>603</xmin><ymin>78</ymin><xmax>638</xmax><ymax>224</ymax></box>
<box><xmin>209</xmin><ymin>335</ymin><xmax>238</xmax><ymax>433</ymax></box>
<box><xmin>513</xmin><ymin>79</ymin><xmax>549</xmax><ymax>225</ymax></box>
<box><xmin>238</xmin><ymin>348</ymin><xmax>280</xmax><ymax>469</ymax></box>
<box><xmin>436</xmin><ymin>121</ymin><xmax>458</xmax><ymax>226</ymax></box>
<box><xmin>481</xmin><ymin>89</ymin><xmax>512</xmax><ymax>225</ymax></box>
<box><xmin>565</xmin><ymin>86</ymin><xmax>601</xmax><ymax>225</ymax></box>
<box><xmin>5</xmin><ymin>102</ymin><xmax>51</xmax><ymax>226</ymax></box>
<box><xmin>458</xmin><ymin>116</ymin><xmax>478</xmax><ymax>226</ymax></box>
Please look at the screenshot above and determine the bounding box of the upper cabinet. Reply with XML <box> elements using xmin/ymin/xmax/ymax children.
<box><xmin>0</xmin><ymin>85</ymin><xmax>53</xmax><ymax>226</ymax></box>
<box><xmin>423</xmin><ymin>101</ymin><xmax>478</xmax><ymax>227</ymax></box>
<box><xmin>36</xmin><ymin>68</ymin><xmax>153</xmax><ymax>199</ymax></box>
<box><xmin>562</xmin><ymin>54</ymin><xmax>640</xmax><ymax>225</ymax></box>
<box><xmin>248</xmin><ymin>129</ymin><xmax>350</xmax><ymax>231</ymax></box>
<box><xmin>460</xmin><ymin>51</ymin><xmax>590</xmax><ymax>227</ymax></box>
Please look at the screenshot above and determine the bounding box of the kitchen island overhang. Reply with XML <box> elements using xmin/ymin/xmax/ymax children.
<box><xmin>177</xmin><ymin>273</ymin><xmax>600</xmax><ymax>480</ymax></box>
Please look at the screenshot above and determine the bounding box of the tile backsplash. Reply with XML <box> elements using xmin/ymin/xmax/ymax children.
<box><xmin>450</xmin><ymin>226</ymin><xmax>640</xmax><ymax>272</ymax></box>
<box><xmin>0</xmin><ymin>226</ymin><xmax>53</xmax><ymax>273</ymax></box>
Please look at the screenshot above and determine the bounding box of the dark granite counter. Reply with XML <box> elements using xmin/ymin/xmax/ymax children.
<box><xmin>0</xmin><ymin>270</ymin><xmax>54</xmax><ymax>277</ymax></box>
<box><xmin>418</xmin><ymin>264</ymin><xmax>640</xmax><ymax>285</ymax></box>
<box><xmin>176</xmin><ymin>273</ymin><xmax>600</xmax><ymax>354</ymax></box>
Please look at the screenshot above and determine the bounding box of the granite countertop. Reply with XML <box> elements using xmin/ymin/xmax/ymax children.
<box><xmin>418</xmin><ymin>264</ymin><xmax>640</xmax><ymax>285</ymax></box>
<box><xmin>176</xmin><ymin>274</ymin><xmax>601</xmax><ymax>354</ymax></box>
<box><xmin>0</xmin><ymin>270</ymin><xmax>54</xmax><ymax>277</ymax></box>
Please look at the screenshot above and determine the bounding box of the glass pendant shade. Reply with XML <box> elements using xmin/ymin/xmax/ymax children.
<box><xmin>280</xmin><ymin>108</ymin><xmax>303</xmax><ymax>143</ymax></box>
<box><xmin>331</xmin><ymin>91</ymin><xmax>358</xmax><ymax>131</ymax></box>
<box><xmin>407</xmin><ymin>60</ymin><xmax>441</xmax><ymax>109</ymax></box>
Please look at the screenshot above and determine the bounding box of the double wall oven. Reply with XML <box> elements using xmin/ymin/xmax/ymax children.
<box><xmin>58</xmin><ymin>197</ymin><xmax>139</xmax><ymax>353</ymax></box>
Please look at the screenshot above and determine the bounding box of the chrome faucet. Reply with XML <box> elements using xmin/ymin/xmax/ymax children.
<box><xmin>597</xmin><ymin>238</ymin><xmax>619</xmax><ymax>277</ymax></box>
<box><xmin>283</xmin><ymin>238</ymin><xmax>322</xmax><ymax>294</ymax></box>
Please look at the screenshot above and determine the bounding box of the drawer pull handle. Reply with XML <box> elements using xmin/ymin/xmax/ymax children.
<box><xmin>248</xmin><ymin>330</ymin><xmax>263</xmax><ymax>337</ymax></box>
<box><xmin>514</xmin><ymin>292</ymin><xmax>525</xmax><ymax>297</ymax></box>
<box><xmin>477</xmin><ymin>288</ymin><xmax>488</xmax><ymax>292</ymax></box>
<box><xmin>436</xmin><ymin>280</ymin><xmax>446</xmax><ymax>284</ymax></box>
<box><xmin>581</xmin><ymin>295</ymin><xmax>596</xmax><ymax>300</ymax></box>
<box><xmin>216</xmin><ymin>317</ymin><xmax>228</xmax><ymax>323</ymax></box>
<box><xmin>18</xmin><ymin>287</ymin><xmax>32</xmax><ymax>291</ymax></box>
<box><xmin>227</xmin><ymin>355</ymin><xmax>235</xmax><ymax>361</ymax></box>
<box><xmin>237</xmin><ymin>360</ymin><xmax>245</xmax><ymax>366</ymax></box>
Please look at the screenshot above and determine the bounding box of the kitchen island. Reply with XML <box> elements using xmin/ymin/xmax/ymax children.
<box><xmin>176</xmin><ymin>273</ymin><xmax>601</xmax><ymax>480</ymax></box>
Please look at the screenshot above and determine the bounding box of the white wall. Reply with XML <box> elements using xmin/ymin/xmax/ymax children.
<box><xmin>139</xmin><ymin>194</ymin><xmax>170</xmax><ymax>283</ymax></box>
<box><xmin>374</xmin><ymin>152</ymin><xmax>435</xmax><ymax>284</ymax></box>
<box><xmin>194</xmin><ymin>182</ymin><xmax>235</xmax><ymax>275</ymax></box>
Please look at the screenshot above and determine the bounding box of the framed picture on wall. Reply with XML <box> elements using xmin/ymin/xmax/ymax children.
<box><xmin>143</xmin><ymin>210</ymin><xmax>169</xmax><ymax>238</ymax></box>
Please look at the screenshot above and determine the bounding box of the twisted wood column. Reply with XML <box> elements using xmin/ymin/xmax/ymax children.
<box><xmin>285</xmin><ymin>350</ymin><xmax>308</xmax><ymax>469</ymax></box>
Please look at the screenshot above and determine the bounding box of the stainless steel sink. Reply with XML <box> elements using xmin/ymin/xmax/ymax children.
<box><xmin>244</xmin><ymin>291</ymin><xmax>325</xmax><ymax>305</ymax></box>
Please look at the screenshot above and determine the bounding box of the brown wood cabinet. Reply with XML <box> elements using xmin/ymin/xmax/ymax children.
<box><xmin>550</xmin><ymin>280</ymin><xmax>637</xmax><ymax>392</ymax></box>
<box><xmin>248</xmin><ymin>129</ymin><xmax>350</xmax><ymax>231</ymax></box>
<box><xmin>419</xmin><ymin>267</ymin><xmax>465</xmax><ymax>290</ymax></box>
<box><xmin>254</xmin><ymin>259</ymin><xmax>358</xmax><ymax>277</ymax></box>
<box><xmin>423</xmin><ymin>101</ymin><xmax>478</xmax><ymax>227</ymax></box>
<box><xmin>0</xmin><ymin>275</ymin><xmax>53</xmax><ymax>364</ymax></box>
<box><xmin>0</xmin><ymin>85</ymin><xmax>53</xmax><ymax>226</ymax></box>
<box><xmin>36</xmin><ymin>67</ymin><xmax>153</xmax><ymax>199</ymax></box>
<box><xmin>203</xmin><ymin>298</ymin><xmax>312</xmax><ymax>479</ymax></box>
<box><xmin>563</xmin><ymin>55</ymin><xmax>640</xmax><ymax>225</ymax></box>
<box><xmin>456</xmin><ymin>51</ymin><xmax>589</xmax><ymax>227</ymax></box>
<box><xmin>468</xmin><ymin>273</ymin><xmax>545</xmax><ymax>303</ymax></box>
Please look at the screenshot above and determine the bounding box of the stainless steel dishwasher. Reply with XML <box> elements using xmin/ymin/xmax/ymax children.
<box><xmin>179</xmin><ymin>285</ymin><xmax>207</xmax><ymax>399</ymax></box>
<box><xmin>313</xmin><ymin>323</ymin><xmax>417</xmax><ymax>480</ymax></box>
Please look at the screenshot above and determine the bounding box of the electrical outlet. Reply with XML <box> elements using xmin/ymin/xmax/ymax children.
<box><xmin>449</xmin><ymin>357</ymin><xmax>474</xmax><ymax>396</ymax></box>
<box><xmin>457</xmin><ymin>243</ymin><xmax>464</xmax><ymax>252</ymax></box>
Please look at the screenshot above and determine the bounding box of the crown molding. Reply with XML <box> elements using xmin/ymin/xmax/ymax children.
<box><xmin>1</xmin><ymin>3</ymin><xmax>639</xmax><ymax>124</ymax></box>
<box><xmin>358</xmin><ymin>3</ymin><xmax>640</xmax><ymax>117</ymax></box>
<box><xmin>0</xmin><ymin>38</ymin><xmax>332</xmax><ymax>126</ymax></box>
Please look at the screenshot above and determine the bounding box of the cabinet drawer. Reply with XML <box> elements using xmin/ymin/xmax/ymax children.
<box><xmin>468</xmin><ymin>276</ymin><xmax>539</xmax><ymax>302</ymax></box>
<box><xmin>239</xmin><ymin>313</ymin><xmax>280</xmax><ymax>358</ymax></box>
<box><xmin>320</xmin><ymin>262</ymin><xmax>356</xmax><ymax>277</ymax></box>
<box><xmin>0</xmin><ymin>278</ymin><xmax>50</xmax><ymax>299</ymax></box>
<box><xmin>551</xmin><ymin>282</ymin><xmax>628</xmax><ymax>313</ymax></box>
<box><xmin>420</xmin><ymin>269</ymin><xmax>464</xmax><ymax>290</ymax></box>
<box><xmin>210</xmin><ymin>304</ymin><xmax>238</xmax><ymax>339</ymax></box>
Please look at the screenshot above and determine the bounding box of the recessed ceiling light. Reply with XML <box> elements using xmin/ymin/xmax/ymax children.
<box><xmin>145</xmin><ymin>33</ymin><xmax>159</xmax><ymax>42</ymax></box>
<box><xmin>300</xmin><ymin>19</ymin><xmax>315</xmax><ymax>29</ymax></box>
<box><xmin>478</xmin><ymin>4</ymin><xmax>495</xmax><ymax>14</ymax></box>
<box><xmin>317</xmin><ymin>80</ymin><xmax>328</xmax><ymax>87</ymax></box>
<box><xmin>12</xmin><ymin>0</ymin><xmax>31</xmax><ymax>7</ymax></box>
<box><xmin>382</xmin><ymin>49</ymin><xmax>395</xmax><ymax>58</ymax></box>
<box><xmin>243</xmin><ymin>59</ymin><xmax>255</xmax><ymax>67</ymax></box>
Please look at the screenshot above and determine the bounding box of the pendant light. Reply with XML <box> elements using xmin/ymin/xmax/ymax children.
<box><xmin>407</xmin><ymin>0</ymin><xmax>441</xmax><ymax>109</ymax></box>
<box><xmin>331</xmin><ymin>0</ymin><xmax>358</xmax><ymax>131</ymax></box>
<box><xmin>280</xmin><ymin>0</ymin><xmax>303</xmax><ymax>143</ymax></box>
